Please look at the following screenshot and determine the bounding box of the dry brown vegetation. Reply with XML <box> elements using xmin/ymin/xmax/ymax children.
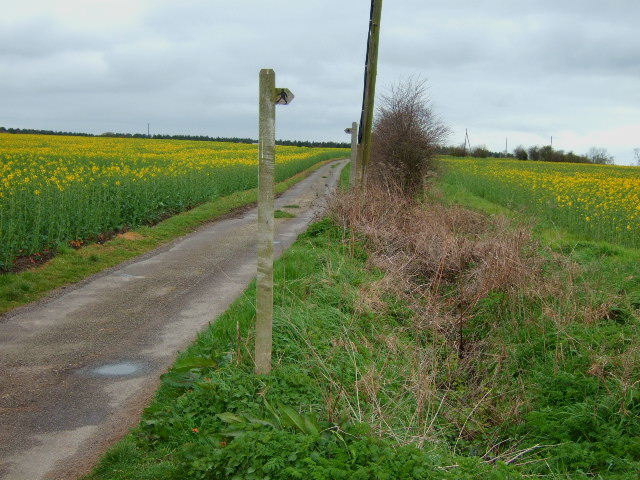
<box><xmin>331</xmin><ymin>186</ymin><xmax>538</xmax><ymax>350</ymax></box>
<box><xmin>321</xmin><ymin>185</ymin><xmax>574</xmax><ymax>457</ymax></box>
<box><xmin>321</xmin><ymin>179</ymin><xmax>640</xmax><ymax>476</ymax></box>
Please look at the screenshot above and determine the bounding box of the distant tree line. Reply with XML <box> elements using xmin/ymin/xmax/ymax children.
<box><xmin>438</xmin><ymin>144</ymin><xmax>508</xmax><ymax>158</ymax></box>
<box><xmin>0</xmin><ymin>126</ymin><xmax>349</xmax><ymax>149</ymax></box>
<box><xmin>0</xmin><ymin>126</ymin><xmax>94</xmax><ymax>137</ymax></box>
<box><xmin>439</xmin><ymin>142</ymin><xmax>614</xmax><ymax>165</ymax></box>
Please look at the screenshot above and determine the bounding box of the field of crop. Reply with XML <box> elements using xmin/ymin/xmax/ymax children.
<box><xmin>441</xmin><ymin>156</ymin><xmax>640</xmax><ymax>247</ymax></box>
<box><xmin>0</xmin><ymin>134</ymin><xmax>348</xmax><ymax>269</ymax></box>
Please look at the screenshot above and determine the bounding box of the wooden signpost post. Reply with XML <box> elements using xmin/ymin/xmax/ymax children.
<box><xmin>345</xmin><ymin>122</ymin><xmax>358</xmax><ymax>187</ymax></box>
<box><xmin>255</xmin><ymin>69</ymin><xmax>294</xmax><ymax>375</ymax></box>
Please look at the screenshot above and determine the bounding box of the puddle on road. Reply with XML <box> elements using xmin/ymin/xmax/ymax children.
<box><xmin>91</xmin><ymin>362</ymin><xmax>142</xmax><ymax>377</ymax></box>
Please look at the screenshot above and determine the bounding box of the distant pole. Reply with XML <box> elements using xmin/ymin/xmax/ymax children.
<box><xmin>505</xmin><ymin>137</ymin><xmax>508</xmax><ymax>156</ymax></box>
<box><xmin>346</xmin><ymin>122</ymin><xmax>358</xmax><ymax>187</ymax></box>
<box><xmin>147</xmin><ymin>123</ymin><xmax>150</xmax><ymax>138</ymax></box>
<box><xmin>255</xmin><ymin>68</ymin><xmax>276</xmax><ymax>375</ymax></box>
<box><xmin>464</xmin><ymin>129</ymin><xmax>471</xmax><ymax>155</ymax></box>
<box><xmin>356</xmin><ymin>0</ymin><xmax>383</xmax><ymax>186</ymax></box>
<box><xmin>550</xmin><ymin>136</ymin><xmax>553</xmax><ymax>148</ymax></box>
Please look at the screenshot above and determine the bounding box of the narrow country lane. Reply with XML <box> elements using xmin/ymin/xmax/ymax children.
<box><xmin>0</xmin><ymin>160</ymin><xmax>347</xmax><ymax>480</ymax></box>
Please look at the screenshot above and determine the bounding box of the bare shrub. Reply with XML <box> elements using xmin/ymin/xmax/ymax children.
<box><xmin>368</xmin><ymin>78</ymin><xmax>448</xmax><ymax>194</ymax></box>
<box><xmin>587</xmin><ymin>147</ymin><xmax>614</xmax><ymax>165</ymax></box>
<box><xmin>330</xmin><ymin>187</ymin><xmax>535</xmax><ymax>299</ymax></box>
<box><xmin>326</xmin><ymin>186</ymin><xmax>549</xmax><ymax>447</ymax></box>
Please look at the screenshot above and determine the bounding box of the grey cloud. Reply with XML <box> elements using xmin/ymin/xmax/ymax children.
<box><xmin>0</xmin><ymin>18</ymin><xmax>100</xmax><ymax>58</ymax></box>
<box><xmin>1</xmin><ymin>0</ymin><xmax>639</xmax><ymax>163</ymax></box>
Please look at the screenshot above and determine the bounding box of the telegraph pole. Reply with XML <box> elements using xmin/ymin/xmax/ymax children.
<box><xmin>356</xmin><ymin>0</ymin><xmax>383</xmax><ymax>186</ymax></box>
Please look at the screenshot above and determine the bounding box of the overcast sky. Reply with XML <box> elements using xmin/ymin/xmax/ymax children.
<box><xmin>1</xmin><ymin>0</ymin><xmax>639</xmax><ymax>164</ymax></box>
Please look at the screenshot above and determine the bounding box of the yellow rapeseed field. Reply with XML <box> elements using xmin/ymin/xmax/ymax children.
<box><xmin>441</xmin><ymin>157</ymin><xmax>640</xmax><ymax>247</ymax></box>
<box><xmin>0</xmin><ymin>133</ymin><xmax>348</xmax><ymax>267</ymax></box>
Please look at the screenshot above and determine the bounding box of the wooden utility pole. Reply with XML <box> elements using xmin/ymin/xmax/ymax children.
<box><xmin>345</xmin><ymin>122</ymin><xmax>358</xmax><ymax>187</ymax></box>
<box><xmin>255</xmin><ymin>69</ymin><xmax>294</xmax><ymax>375</ymax></box>
<box><xmin>356</xmin><ymin>0</ymin><xmax>383</xmax><ymax>186</ymax></box>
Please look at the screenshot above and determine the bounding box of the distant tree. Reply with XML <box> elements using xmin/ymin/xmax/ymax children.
<box><xmin>467</xmin><ymin>145</ymin><xmax>488</xmax><ymax>158</ymax></box>
<box><xmin>528</xmin><ymin>146</ymin><xmax>541</xmax><ymax>161</ymax></box>
<box><xmin>513</xmin><ymin>145</ymin><xmax>528</xmax><ymax>160</ymax></box>
<box><xmin>539</xmin><ymin>145</ymin><xmax>555</xmax><ymax>162</ymax></box>
<box><xmin>448</xmin><ymin>144</ymin><xmax>468</xmax><ymax>157</ymax></box>
<box><xmin>587</xmin><ymin>147</ymin><xmax>614</xmax><ymax>165</ymax></box>
<box><xmin>564</xmin><ymin>151</ymin><xmax>589</xmax><ymax>164</ymax></box>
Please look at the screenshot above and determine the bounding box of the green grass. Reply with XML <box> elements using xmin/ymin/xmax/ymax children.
<box><xmin>0</xmin><ymin>160</ymin><xmax>336</xmax><ymax>315</ymax></box>
<box><xmin>338</xmin><ymin>160</ymin><xmax>351</xmax><ymax>190</ymax></box>
<box><xmin>86</xmin><ymin>219</ymin><xmax>523</xmax><ymax>480</ymax></box>
<box><xmin>274</xmin><ymin>209</ymin><xmax>296</xmax><ymax>219</ymax></box>
<box><xmin>86</xmin><ymin>166</ymin><xmax>640</xmax><ymax>479</ymax></box>
<box><xmin>435</xmin><ymin>179</ymin><xmax>640</xmax><ymax>479</ymax></box>
<box><xmin>439</xmin><ymin>156</ymin><xmax>640</xmax><ymax>248</ymax></box>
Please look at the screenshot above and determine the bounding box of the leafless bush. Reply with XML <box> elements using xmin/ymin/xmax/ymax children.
<box><xmin>325</xmin><ymin>186</ymin><xmax>549</xmax><ymax>447</ymax></box>
<box><xmin>368</xmin><ymin>78</ymin><xmax>448</xmax><ymax>194</ymax></box>
<box><xmin>331</xmin><ymin>187</ymin><xmax>535</xmax><ymax>302</ymax></box>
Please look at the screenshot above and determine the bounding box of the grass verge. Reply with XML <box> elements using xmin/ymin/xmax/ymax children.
<box><xmin>86</xmin><ymin>218</ymin><xmax>522</xmax><ymax>480</ymax></box>
<box><xmin>0</xmin><ymin>159</ymin><xmax>341</xmax><ymax>315</ymax></box>
<box><xmin>433</xmin><ymin>179</ymin><xmax>640</xmax><ymax>479</ymax></box>
<box><xmin>87</xmin><ymin>177</ymin><xmax>639</xmax><ymax>479</ymax></box>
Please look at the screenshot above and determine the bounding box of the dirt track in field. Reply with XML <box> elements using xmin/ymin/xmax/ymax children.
<box><xmin>0</xmin><ymin>160</ymin><xmax>346</xmax><ymax>480</ymax></box>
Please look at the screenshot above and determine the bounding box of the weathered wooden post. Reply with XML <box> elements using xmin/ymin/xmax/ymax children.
<box><xmin>356</xmin><ymin>0</ymin><xmax>383</xmax><ymax>187</ymax></box>
<box><xmin>344</xmin><ymin>122</ymin><xmax>358</xmax><ymax>187</ymax></box>
<box><xmin>255</xmin><ymin>69</ymin><xmax>294</xmax><ymax>375</ymax></box>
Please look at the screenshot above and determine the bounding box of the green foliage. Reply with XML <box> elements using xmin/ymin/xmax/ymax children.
<box><xmin>440</xmin><ymin>156</ymin><xmax>640</xmax><ymax>248</ymax></box>
<box><xmin>0</xmin><ymin>142</ymin><xmax>346</xmax><ymax>268</ymax></box>
<box><xmin>88</xmin><ymin>209</ymin><xmax>640</xmax><ymax>479</ymax></box>
<box><xmin>435</xmin><ymin>179</ymin><xmax>640</xmax><ymax>477</ymax></box>
<box><xmin>0</xmin><ymin>160</ymin><xmax>333</xmax><ymax>314</ymax></box>
<box><xmin>87</xmin><ymin>219</ymin><xmax>525</xmax><ymax>479</ymax></box>
<box><xmin>177</xmin><ymin>429</ymin><xmax>516</xmax><ymax>480</ymax></box>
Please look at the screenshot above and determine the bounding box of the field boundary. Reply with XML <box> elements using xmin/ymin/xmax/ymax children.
<box><xmin>0</xmin><ymin>158</ymin><xmax>345</xmax><ymax>316</ymax></box>
<box><xmin>438</xmin><ymin>178</ymin><xmax>640</xmax><ymax>258</ymax></box>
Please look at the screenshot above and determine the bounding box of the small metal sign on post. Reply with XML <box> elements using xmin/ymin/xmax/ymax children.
<box><xmin>344</xmin><ymin>122</ymin><xmax>358</xmax><ymax>187</ymax></box>
<box><xmin>255</xmin><ymin>69</ymin><xmax>294</xmax><ymax>375</ymax></box>
<box><xmin>275</xmin><ymin>88</ymin><xmax>294</xmax><ymax>105</ymax></box>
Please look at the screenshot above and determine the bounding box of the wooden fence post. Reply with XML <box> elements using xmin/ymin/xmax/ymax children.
<box><xmin>349</xmin><ymin>122</ymin><xmax>358</xmax><ymax>187</ymax></box>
